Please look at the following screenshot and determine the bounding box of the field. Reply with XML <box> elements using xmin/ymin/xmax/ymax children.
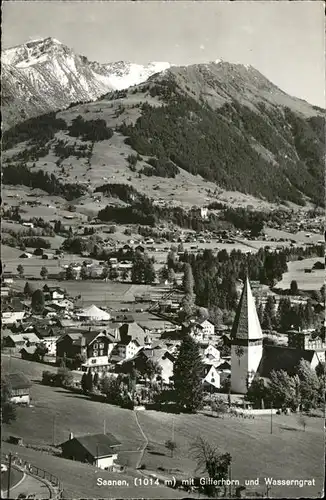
<box><xmin>276</xmin><ymin>257</ymin><xmax>324</xmax><ymax>291</ymax></box>
<box><xmin>2</xmin><ymin>356</ymin><xmax>324</xmax><ymax>498</ymax></box>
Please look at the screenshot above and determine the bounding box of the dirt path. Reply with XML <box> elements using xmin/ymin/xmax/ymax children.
<box><xmin>133</xmin><ymin>410</ymin><xmax>149</xmax><ymax>469</ymax></box>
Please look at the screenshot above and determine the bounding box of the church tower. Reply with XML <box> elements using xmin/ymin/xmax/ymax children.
<box><xmin>231</xmin><ymin>277</ymin><xmax>263</xmax><ymax>394</ymax></box>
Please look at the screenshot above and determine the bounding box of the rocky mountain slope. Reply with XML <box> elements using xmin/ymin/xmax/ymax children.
<box><xmin>2</xmin><ymin>60</ymin><xmax>324</xmax><ymax>208</ymax></box>
<box><xmin>2</xmin><ymin>37</ymin><xmax>170</xmax><ymax>128</ymax></box>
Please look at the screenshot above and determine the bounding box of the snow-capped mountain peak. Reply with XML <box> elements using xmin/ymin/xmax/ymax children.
<box><xmin>2</xmin><ymin>38</ymin><xmax>172</xmax><ymax>128</ymax></box>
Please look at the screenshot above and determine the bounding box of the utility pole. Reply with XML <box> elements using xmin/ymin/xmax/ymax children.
<box><xmin>228</xmin><ymin>461</ymin><xmax>232</xmax><ymax>498</ymax></box>
<box><xmin>52</xmin><ymin>414</ymin><xmax>56</xmax><ymax>445</ymax></box>
<box><xmin>7</xmin><ymin>453</ymin><xmax>12</xmax><ymax>499</ymax></box>
<box><xmin>270</xmin><ymin>401</ymin><xmax>273</xmax><ymax>435</ymax></box>
<box><xmin>96</xmin><ymin>444</ymin><xmax>99</xmax><ymax>468</ymax></box>
<box><xmin>103</xmin><ymin>420</ymin><xmax>106</xmax><ymax>435</ymax></box>
<box><xmin>172</xmin><ymin>417</ymin><xmax>175</xmax><ymax>443</ymax></box>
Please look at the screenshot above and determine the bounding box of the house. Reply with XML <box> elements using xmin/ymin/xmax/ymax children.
<box><xmin>4</xmin><ymin>332</ymin><xmax>40</xmax><ymax>349</ymax></box>
<box><xmin>42</xmin><ymin>336</ymin><xmax>60</xmax><ymax>356</ymax></box>
<box><xmin>109</xmin><ymin>322</ymin><xmax>151</xmax><ymax>360</ymax></box>
<box><xmin>2</xmin><ymin>312</ymin><xmax>26</xmax><ymax>326</ymax></box>
<box><xmin>139</xmin><ymin>348</ymin><xmax>175</xmax><ymax>384</ymax></box>
<box><xmin>56</xmin><ymin>330</ymin><xmax>117</xmax><ymax>375</ymax></box>
<box><xmin>20</xmin><ymin>346</ymin><xmax>37</xmax><ymax>360</ymax></box>
<box><xmin>188</xmin><ymin>319</ymin><xmax>215</xmax><ymax>343</ymax></box>
<box><xmin>60</xmin><ymin>433</ymin><xmax>121</xmax><ymax>469</ymax></box>
<box><xmin>8</xmin><ymin>372</ymin><xmax>32</xmax><ymax>405</ymax></box>
<box><xmin>1</xmin><ymin>287</ymin><xmax>10</xmax><ymax>298</ymax></box>
<box><xmin>42</xmin><ymin>252</ymin><xmax>55</xmax><ymax>260</ymax></box>
<box><xmin>43</xmin><ymin>286</ymin><xmax>65</xmax><ymax>300</ymax></box>
<box><xmin>201</xmin><ymin>344</ymin><xmax>221</xmax><ymax>363</ymax></box>
<box><xmin>202</xmin><ymin>364</ymin><xmax>221</xmax><ymax>390</ymax></box>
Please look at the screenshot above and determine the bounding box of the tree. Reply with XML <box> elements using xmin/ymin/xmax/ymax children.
<box><xmin>93</xmin><ymin>372</ymin><xmax>99</xmax><ymax>388</ymax></box>
<box><xmin>101</xmin><ymin>265</ymin><xmax>110</xmax><ymax>280</ymax></box>
<box><xmin>262</xmin><ymin>296</ymin><xmax>276</xmax><ymax>330</ymax></box>
<box><xmin>24</xmin><ymin>281</ymin><xmax>34</xmax><ymax>297</ymax></box>
<box><xmin>80</xmin><ymin>266</ymin><xmax>89</xmax><ymax>280</ymax></box>
<box><xmin>100</xmin><ymin>375</ymin><xmax>121</xmax><ymax>403</ymax></box>
<box><xmin>290</xmin><ymin>280</ymin><xmax>299</xmax><ymax>295</ymax></box>
<box><xmin>31</xmin><ymin>289</ymin><xmax>45</xmax><ymax>313</ymax></box>
<box><xmin>269</xmin><ymin>370</ymin><xmax>301</xmax><ymax>411</ymax></box>
<box><xmin>56</xmin><ymin>366</ymin><xmax>73</xmax><ymax>388</ymax></box>
<box><xmin>246</xmin><ymin>377</ymin><xmax>268</xmax><ymax>408</ymax></box>
<box><xmin>17</xmin><ymin>264</ymin><xmax>24</xmax><ymax>278</ymax></box>
<box><xmin>297</xmin><ymin>359</ymin><xmax>322</xmax><ymax>410</ymax></box>
<box><xmin>34</xmin><ymin>342</ymin><xmax>48</xmax><ymax>361</ymax></box>
<box><xmin>109</xmin><ymin>267</ymin><xmax>119</xmax><ymax>281</ymax></box>
<box><xmin>173</xmin><ymin>334</ymin><xmax>204</xmax><ymax>412</ymax></box>
<box><xmin>144</xmin><ymin>359</ymin><xmax>162</xmax><ymax>385</ymax></box>
<box><xmin>210</xmin><ymin>398</ymin><xmax>228</xmax><ymax>417</ymax></box>
<box><xmin>65</xmin><ymin>265</ymin><xmax>77</xmax><ymax>280</ymax></box>
<box><xmin>84</xmin><ymin>370</ymin><xmax>93</xmax><ymax>393</ymax></box>
<box><xmin>143</xmin><ymin>259</ymin><xmax>156</xmax><ymax>284</ymax></box>
<box><xmin>190</xmin><ymin>437</ymin><xmax>232</xmax><ymax>497</ymax></box>
<box><xmin>1</xmin><ymin>371</ymin><xmax>17</xmax><ymax>424</ymax></box>
<box><xmin>183</xmin><ymin>263</ymin><xmax>194</xmax><ymax>297</ymax></box>
<box><xmin>40</xmin><ymin>266</ymin><xmax>48</xmax><ymax>280</ymax></box>
<box><xmin>165</xmin><ymin>439</ymin><xmax>177</xmax><ymax>458</ymax></box>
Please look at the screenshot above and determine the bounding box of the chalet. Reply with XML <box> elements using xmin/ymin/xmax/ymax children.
<box><xmin>2</xmin><ymin>311</ymin><xmax>26</xmax><ymax>326</ymax></box>
<box><xmin>201</xmin><ymin>344</ymin><xmax>221</xmax><ymax>363</ymax></box>
<box><xmin>56</xmin><ymin>330</ymin><xmax>117</xmax><ymax>375</ymax></box>
<box><xmin>60</xmin><ymin>433</ymin><xmax>121</xmax><ymax>469</ymax></box>
<box><xmin>202</xmin><ymin>364</ymin><xmax>221</xmax><ymax>390</ymax></box>
<box><xmin>3</xmin><ymin>332</ymin><xmax>40</xmax><ymax>349</ymax></box>
<box><xmin>42</xmin><ymin>253</ymin><xmax>55</xmax><ymax>260</ymax></box>
<box><xmin>109</xmin><ymin>322</ymin><xmax>150</xmax><ymax>360</ymax></box>
<box><xmin>188</xmin><ymin>319</ymin><xmax>215</xmax><ymax>343</ymax></box>
<box><xmin>43</xmin><ymin>286</ymin><xmax>65</xmax><ymax>300</ymax></box>
<box><xmin>8</xmin><ymin>372</ymin><xmax>32</xmax><ymax>405</ymax></box>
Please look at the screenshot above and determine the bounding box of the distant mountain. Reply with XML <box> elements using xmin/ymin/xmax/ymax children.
<box><xmin>2</xmin><ymin>37</ymin><xmax>170</xmax><ymax>128</ymax></box>
<box><xmin>2</xmin><ymin>60</ymin><xmax>324</xmax><ymax>207</ymax></box>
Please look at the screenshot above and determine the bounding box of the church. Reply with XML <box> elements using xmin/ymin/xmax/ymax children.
<box><xmin>230</xmin><ymin>277</ymin><xmax>322</xmax><ymax>394</ymax></box>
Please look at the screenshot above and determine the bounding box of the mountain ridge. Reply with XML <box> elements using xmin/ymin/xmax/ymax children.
<box><xmin>2</xmin><ymin>45</ymin><xmax>324</xmax><ymax>208</ymax></box>
<box><xmin>2</xmin><ymin>37</ymin><xmax>171</xmax><ymax>128</ymax></box>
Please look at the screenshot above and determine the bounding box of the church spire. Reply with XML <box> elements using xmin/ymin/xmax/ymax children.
<box><xmin>231</xmin><ymin>277</ymin><xmax>263</xmax><ymax>341</ymax></box>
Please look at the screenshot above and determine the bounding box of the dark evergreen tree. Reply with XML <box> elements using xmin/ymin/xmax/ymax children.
<box><xmin>24</xmin><ymin>281</ymin><xmax>34</xmax><ymax>297</ymax></box>
<box><xmin>290</xmin><ymin>280</ymin><xmax>299</xmax><ymax>295</ymax></box>
<box><xmin>31</xmin><ymin>289</ymin><xmax>45</xmax><ymax>313</ymax></box>
<box><xmin>173</xmin><ymin>334</ymin><xmax>204</xmax><ymax>412</ymax></box>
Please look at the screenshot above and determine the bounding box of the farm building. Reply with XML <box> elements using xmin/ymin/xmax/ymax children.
<box><xmin>60</xmin><ymin>433</ymin><xmax>121</xmax><ymax>469</ymax></box>
<box><xmin>8</xmin><ymin>372</ymin><xmax>32</xmax><ymax>405</ymax></box>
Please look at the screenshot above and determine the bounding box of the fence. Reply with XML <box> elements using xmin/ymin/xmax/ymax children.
<box><xmin>2</xmin><ymin>454</ymin><xmax>64</xmax><ymax>499</ymax></box>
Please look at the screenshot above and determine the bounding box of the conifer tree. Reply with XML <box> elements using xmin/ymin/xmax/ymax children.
<box><xmin>173</xmin><ymin>334</ymin><xmax>204</xmax><ymax>412</ymax></box>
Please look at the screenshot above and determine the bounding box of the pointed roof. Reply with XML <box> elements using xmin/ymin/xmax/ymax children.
<box><xmin>79</xmin><ymin>305</ymin><xmax>111</xmax><ymax>321</ymax></box>
<box><xmin>231</xmin><ymin>277</ymin><xmax>263</xmax><ymax>341</ymax></box>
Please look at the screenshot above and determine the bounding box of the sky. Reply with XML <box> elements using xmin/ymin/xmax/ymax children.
<box><xmin>2</xmin><ymin>1</ymin><xmax>325</xmax><ymax>107</ymax></box>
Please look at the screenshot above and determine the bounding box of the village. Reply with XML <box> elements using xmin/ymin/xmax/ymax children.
<box><xmin>1</xmin><ymin>228</ymin><xmax>325</xmax><ymax>498</ymax></box>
